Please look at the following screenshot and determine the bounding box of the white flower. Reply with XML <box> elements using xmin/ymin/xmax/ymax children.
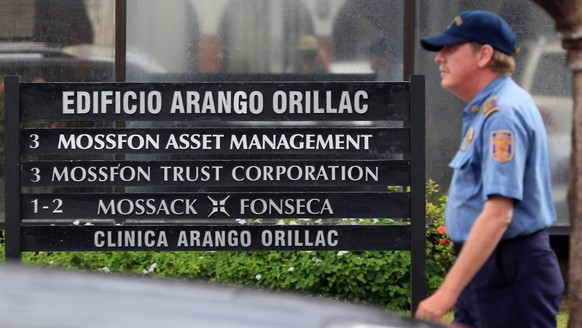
<box><xmin>236</xmin><ymin>219</ymin><xmax>247</xmax><ymax>225</ymax></box>
<box><xmin>289</xmin><ymin>220</ymin><xmax>298</xmax><ymax>225</ymax></box>
<box><xmin>84</xmin><ymin>222</ymin><xmax>94</xmax><ymax>226</ymax></box>
<box><xmin>148</xmin><ymin>263</ymin><xmax>157</xmax><ymax>272</ymax></box>
<box><xmin>48</xmin><ymin>260</ymin><xmax>54</xmax><ymax>266</ymax></box>
<box><xmin>311</xmin><ymin>257</ymin><xmax>321</xmax><ymax>263</ymax></box>
<box><xmin>101</xmin><ymin>267</ymin><xmax>110</xmax><ymax>273</ymax></box>
<box><xmin>276</xmin><ymin>219</ymin><xmax>285</xmax><ymax>225</ymax></box>
<box><xmin>255</xmin><ymin>274</ymin><xmax>262</xmax><ymax>280</ymax></box>
<box><xmin>73</xmin><ymin>219</ymin><xmax>80</xmax><ymax>226</ymax></box>
<box><xmin>143</xmin><ymin>263</ymin><xmax>156</xmax><ymax>275</ymax></box>
<box><xmin>337</xmin><ymin>251</ymin><xmax>348</xmax><ymax>257</ymax></box>
<box><xmin>288</xmin><ymin>267</ymin><xmax>294</xmax><ymax>272</ymax></box>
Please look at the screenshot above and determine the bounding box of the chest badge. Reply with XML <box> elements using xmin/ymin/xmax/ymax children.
<box><xmin>460</xmin><ymin>128</ymin><xmax>474</xmax><ymax>152</ymax></box>
<box><xmin>490</xmin><ymin>130</ymin><xmax>514</xmax><ymax>163</ymax></box>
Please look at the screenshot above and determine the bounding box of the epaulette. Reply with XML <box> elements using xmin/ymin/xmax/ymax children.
<box><xmin>483</xmin><ymin>96</ymin><xmax>500</xmax><ymax>118</ymax></box>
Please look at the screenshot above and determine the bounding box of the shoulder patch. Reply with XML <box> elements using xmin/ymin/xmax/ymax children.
<box><xmin>483</xmin><ymin>96</ymin><xmax>500</xmax><ymax>118</ymax></box>
<box><xmin>490</xmin><ymin>130</ymin><xmax>514</xmax><ymax>163</ymax></box>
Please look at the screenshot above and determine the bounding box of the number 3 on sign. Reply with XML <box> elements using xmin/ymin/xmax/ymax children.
<box><xmin>30</xmin><ymin>167</ymin><xmax>40</xmax><ymax>182</ymax></box>
<box><xmin>29</xmin><ymin>134</ymin><xmax>39</xmax><ymax>149</ymax></box>
<box><xmin>30</xmin><ymin>199</ymin><xmax>63</xmax><ymax>214</ymax></box>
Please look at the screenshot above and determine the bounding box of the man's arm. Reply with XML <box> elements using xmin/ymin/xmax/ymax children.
<box><xmin>415</xmin><ymin>195</ymin><xmax>514</xmax><ymax>322</ymax></box>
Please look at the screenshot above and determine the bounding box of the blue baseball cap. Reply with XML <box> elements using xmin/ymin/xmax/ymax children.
<box><xmin>420</xmin><ymin>10</ymin><xmax>516</xmax><ymax>55</ymax></box>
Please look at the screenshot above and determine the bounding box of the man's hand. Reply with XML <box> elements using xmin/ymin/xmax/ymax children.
<box><xmin>415</xmin><ymin>196</ymin><xmax>514</xmax><ymax>323</ymax></box>
<box><xmin>415</xmin><ymin>287</ymin><xmax>457</xmax><ymax>322</ymax></box>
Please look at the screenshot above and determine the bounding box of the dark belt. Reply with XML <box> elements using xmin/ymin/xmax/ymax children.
<box><xmin>452</xmin><ymin>228</ymin><xmax>548</xmax><ymax>256</ymax></box>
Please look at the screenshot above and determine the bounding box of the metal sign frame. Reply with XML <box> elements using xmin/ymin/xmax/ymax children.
<box><xmin>4</xmin><ymin>75</ymin><xmax>425</xmax><ymax>311</ymax></box>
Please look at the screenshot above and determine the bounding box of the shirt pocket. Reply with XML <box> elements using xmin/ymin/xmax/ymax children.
<box><xmin>449</xmin><ymin>149</ymin><xmax>473</xmax><ymax>169</ymax></box>
<box><xmin>449</xmin><ymin>150</ymin><xmax>482</xmax><ymax>200</ymax></box>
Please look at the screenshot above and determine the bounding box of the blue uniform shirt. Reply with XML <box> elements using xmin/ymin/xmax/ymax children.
<box><xmin>445</xmin><ymin>76</ymin><xmax>556</xmax><ymax>243</ymax></box>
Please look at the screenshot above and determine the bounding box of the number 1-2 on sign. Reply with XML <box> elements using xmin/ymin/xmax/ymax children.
<box><xmin>30</xmin><ymin>199</ymin><xmax>63</xmax><ymax>214</ymax></box>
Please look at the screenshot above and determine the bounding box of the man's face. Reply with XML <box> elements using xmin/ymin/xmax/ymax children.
<box><xmin>434</xmin><ymin>43</ymin><xmax>480</xmax><ymax>96</ymax></box>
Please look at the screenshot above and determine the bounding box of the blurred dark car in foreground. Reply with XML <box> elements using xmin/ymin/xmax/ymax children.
<box><xmin>0</xmin><ymin>264</ymin><xmax>444</xmax><ymax>328</ymax></box>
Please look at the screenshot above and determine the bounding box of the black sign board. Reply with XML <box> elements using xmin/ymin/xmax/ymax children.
<box><xmin>20</xmin><ymin>192</ymin><xmax>410</xmax><ymax>220</ymax></box>
<box><xmin>20</xmin><ymin>127</ymin><xmax>408</xmax><ymax>156</ymax></box>
<box><xmin>21</xmin><ymin>160</ymin><xmax>410</xmax><ymax>187</ymax></box>
<box><xmin>4</xmin><ymin>76</ymin><xmax>425</xmax><ymax>311</ymax></box>
<box><xmin>19</xmin><ymin>82</ymin><xmax>409</xmax><ymax>121</ymax></box>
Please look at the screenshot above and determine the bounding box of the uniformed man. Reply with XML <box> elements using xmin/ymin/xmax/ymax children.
<box><xmin>416</xmin><ymin>10</ymin><xmax>564</xmax><ymax>327</ymax></box>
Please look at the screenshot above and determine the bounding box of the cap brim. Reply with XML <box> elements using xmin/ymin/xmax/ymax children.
<box><xmin>420</xmin><ymin>34</ymin><xmax>468</xmax><ymax>51</ymax></box>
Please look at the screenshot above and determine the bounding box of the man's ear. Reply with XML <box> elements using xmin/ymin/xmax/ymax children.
<box><xmin>477</xmin><ymin>44</ymin><xmax>494</xmax><ymax>68</ymax></box>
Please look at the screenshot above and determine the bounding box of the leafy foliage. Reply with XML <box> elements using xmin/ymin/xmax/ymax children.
<box><xmin>425</xmin><ymin>180</ymin><xmax>455</xmax><ymax>292</ymax></box>
<box><xmin>0</xmin><ymin>80</ymin><xmax>4</xmax><ymax>176</ymax></box>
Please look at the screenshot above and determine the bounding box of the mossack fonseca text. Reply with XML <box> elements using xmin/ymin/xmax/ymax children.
<box><xmin>61</xmin><ymin>89</ymin><xmax>370</xmax><ymax>115</ymax></box>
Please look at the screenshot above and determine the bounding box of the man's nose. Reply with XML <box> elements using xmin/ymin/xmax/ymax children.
<box><xmin>434</xmin><ymin>50</ymin><xmax>445</xmax><ymax>64</ymax></box>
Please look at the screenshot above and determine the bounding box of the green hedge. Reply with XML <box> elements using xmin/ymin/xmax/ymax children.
<box><xmin>0</xmin><ymin>180</ymin><xmax>454</xmax><ymax>311</ymax></box>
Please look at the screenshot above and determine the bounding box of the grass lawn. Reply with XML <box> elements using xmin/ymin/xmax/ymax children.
<box><xmin>557</xmin><ymin>312</ymin><xmax>568</xmax><ymax>327</ymax></box>
<box><xmin>442</xmin><ymin>310</ymin><xmax>568</xmax><ymax>327</ymax></box>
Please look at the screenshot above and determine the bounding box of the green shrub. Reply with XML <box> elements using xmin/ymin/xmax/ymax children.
<box><xmin>425</xmin><ymin>182</ymin><xmax>455</xmax><ymax>294</ymax></box>
<box><xmin>0</xmin><ymin>180</ymin><xmax>454</xmax><ymax>311</ymax></box>
<box><xmin>0</xmin><ymin>79</ymin><xmax>4</xmax><ymax>176</ymax></box>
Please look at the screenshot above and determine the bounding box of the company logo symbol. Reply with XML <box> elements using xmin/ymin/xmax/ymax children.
<box><xmin>208</xmin><ymin>196</ymin><xmax>230</xmax><ymax>217</ymax></box>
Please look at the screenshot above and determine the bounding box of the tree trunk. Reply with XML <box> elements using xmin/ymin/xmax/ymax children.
<box><xmin>570</xmin><ymin>68</ymin><xmax>582</xmax><ymax>328</ymax></box>
<box><xmin>530</xmin><ymin>0</ymin><xmax>582</xmax><ymax>326</ymax></box>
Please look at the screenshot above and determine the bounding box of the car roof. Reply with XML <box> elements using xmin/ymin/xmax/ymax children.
<box><xmin>0</xmin><ymin>263</ymin><xmax>443</xmax><ymax>328</ymax></box>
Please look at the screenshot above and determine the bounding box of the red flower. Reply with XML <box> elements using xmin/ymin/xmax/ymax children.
<box><xmin>439</xmin><ymin>238</ymin><xmax>449</xmax><ymax>245</ymax></box>
<box><xmin>437</xmin><ymin>225</ymin><xmax>447</xmax><ymax>235</ymax></box>
<box><xmin>0</xmin><ymin>82</ymin><xmax>4</xmax><ymax>92</ymax></box>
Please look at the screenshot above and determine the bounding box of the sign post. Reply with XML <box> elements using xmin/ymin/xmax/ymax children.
<box><xmin>4</xmin><ymin>76</ymin><xmax>425</xmax><ymax>311</ymax></box>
